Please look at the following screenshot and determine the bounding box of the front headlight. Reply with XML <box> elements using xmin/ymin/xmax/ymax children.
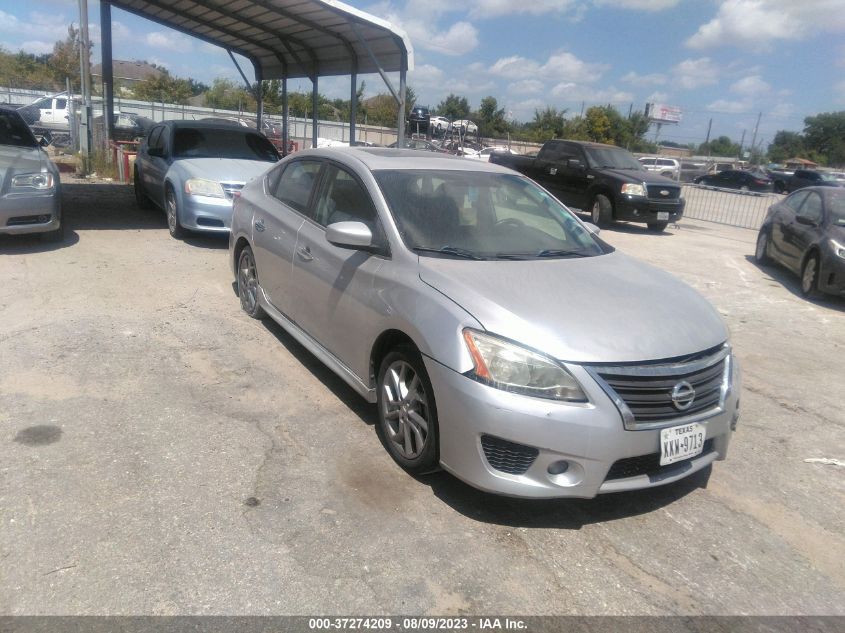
<box><xmin>185</xmin><ymin>178</ymin><xmax>226</xmax><ymax>198</ymax></box>
<box><xmin>831</xmin><ymin>238</ymin><xmax>845</xmax><ymax>259</ymax></box>
<box><xmin>462</xmin><ymin>329</ymin><xmax>587</xmax><ymax>402</ymax></box>
<box><xmin>621</xmin><ymin>183</ymin><xmax>646</xmax><ymax>197</ymax></box>
<box><xmin>11</xmin><ymin>172</ymin><xmax>54</xmax><ymax>190</ymax></box>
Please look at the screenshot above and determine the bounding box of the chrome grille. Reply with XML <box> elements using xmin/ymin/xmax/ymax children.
<box><xmin>646</xmin><ymin>185</ymin><xmax>681</xmax><ymax>200</ymax></box>
<box><xmin>589</xmin><ymin>346</ymin><xmax>730</xmax><ymax>430</ymax></box>
<box><xmin>222</xmin><ymin>183</ymin><xmax>245</xmax><ymax>200</ymax></box>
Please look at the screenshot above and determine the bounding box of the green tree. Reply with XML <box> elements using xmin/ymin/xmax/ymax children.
<box><xmin>49</xmin><ymin>25</ymin><xmax>89</xmax><ymax>88</ymax></box>
<box><xmin>473</xmin><ymin>96</ymin><xmax>509</xmax><ymax>137</ymax></box>
<box><xmin>698</xmin><ymin>135</ymin><xmax>741</xmax><ymax>157</ymax></box>
<box><xmin>201</xmin><ymin>78</ymin><xmax>255</xmax><ymax>110</ymax></box>
<box><xmin>133</xmin><ymin>69</ymin><xmax>194</xmax><ymax>105</ymax></box>
<box><xmin>803</xmin><ymin>111</ymin><xmax>845</xmax><ymax>165</ymax></box>
<box><xmin>436</xmin><ymin>93</ymin><xmax>470</xmax><ymax>120</ymax></box>
<box><xmin>767</xmin><ymin>130</ymin><xmax>806</xmax><ymax>163</ymax></box>
<box><xmin>0</xmin><ymin>48</ymin><xmax>54</xmax><ymax>89</ymax></box>
<box><xmin>527</xmin><ymin>106</ymin><xmax>567</xmax><ymax>142</ymax></box>
<box><xmin>581</xmin><ymin>106</ymin><xmax>612</xmax><ymax>144</ymax></box>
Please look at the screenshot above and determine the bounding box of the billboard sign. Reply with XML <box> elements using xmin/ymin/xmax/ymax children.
<box><xmin>647</xmin><ymin>103</ymin><xmax>682</xmax><ymax>124</ymax></box>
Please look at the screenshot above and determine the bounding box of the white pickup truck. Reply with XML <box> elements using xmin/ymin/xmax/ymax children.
<box><xmin>17</xmin><ymin>93</ymin><xmax>70</xmax><ymax>130</ymax></box>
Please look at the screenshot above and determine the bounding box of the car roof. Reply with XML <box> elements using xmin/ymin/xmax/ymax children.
<box><xmin>290</xmin><ymin>147</ymin><xmax>517</xmax><ymax>173</ymax></box>
<box><xmin>159</xmin><ymin>119</ymin><xmax>255</xmax><ymax>130</ymax></box>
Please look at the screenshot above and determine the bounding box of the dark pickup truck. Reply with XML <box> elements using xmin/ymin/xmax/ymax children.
<box><xmin>490</xmin><ymin>139</ymin><xmax>684</xmax><ymax>232</ymax></box>
<box><xmin>767</xmin><ymin>169</ymin><xmax>842</xmax><ymax>194</ymax></box>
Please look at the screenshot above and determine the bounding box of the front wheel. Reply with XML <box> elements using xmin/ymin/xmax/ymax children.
<box><xmin>755</xmin><ymin>230</ymin><xmax>771</xmax><ymax>265</ymax></box>
<box><xmin>237</xmin><ymin>246</ymin><xmax>266</xmax><ymax>319</ymax></box>
<box><xmin>376</xmin><ymin>347</ymin><xmax>439</xmax><ymax>475</ymax></box>
<box><xmin>165</xmin><ymin>186</ymin><xmax>185</xmax><ymax>239</ymax></box>
<box><xmin>647</xmin><ymin>221</ymin><xmax>668</xmax><ymax>233</ymax></box>
<box><xmin>590</xmin><ymin>194</ymin><xmax>612</xmax><ymax>227</ymax></box>
<box><xmin>800</xmin><ymin>254</ymin><xmax>821</xmax><ymax>299</ymax></box>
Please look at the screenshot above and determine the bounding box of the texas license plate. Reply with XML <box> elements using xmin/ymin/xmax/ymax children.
<box><xmin>657</xmin><ymin>212</ymin><xmax>669</xmax><ymax>221</ymax></box>
<box><xmin>660</xmin><ymin>423</ymin><xmax>706</xmax><ymax>466</ymax></box>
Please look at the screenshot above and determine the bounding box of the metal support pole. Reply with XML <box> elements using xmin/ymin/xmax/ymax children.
<box><xmin>100</xmin><ymin>1</ymin><xmax>114</xmax><ymax>145</ymax></box>
<box><xmin>254</xmin><ymin>64</ymin><xmax>263</xmax><ymax>132</ymax></box>
<box><xmin>350</xmin><ymin>72</ymin><xmax>357</xmax><ymax>146</ymax></box>
<box><xmin>397</xmin><ymin>62</ymin><xmax>406</xmax><ymax>146</ymax></box>
<box><xmin>311</xmin><ymin>76</ymin><xmax>318</xmax><ymax>149</ymax></box>
<box><xmin>282</xmin><ymin>77</ymin><xmax>289</xmax><ymax>155</ymax></box>
<box><xmin>77</xmin><ymin>0</ymin><xmax>92</xmax><ymax>157</ymax></box>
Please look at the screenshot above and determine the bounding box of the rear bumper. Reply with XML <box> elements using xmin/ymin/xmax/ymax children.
<box><xmin>0</xmin><ymin>191</ymin><xmax>61</xmax><ymax>235</ymax></box>
<box><xmin>615</xmin><ymin>195</ymin><xmax>685</xmax><ymax>224</ymax></box>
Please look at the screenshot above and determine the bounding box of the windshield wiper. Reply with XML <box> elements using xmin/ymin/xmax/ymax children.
<box><xmin>413</xmin><ymin>246</ymin><xmax>486</xmax><ymax>260</ymax></box>
<box><xmin>534</xmin><ymin>249</ymin><xmax>592</xmax><ymax>258</ymax></box>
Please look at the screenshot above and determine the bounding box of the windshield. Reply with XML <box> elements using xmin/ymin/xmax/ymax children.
<box><xmin>0</xmin><ymin>111</ymin><xmax>37</xmax><ymax>148</ymax></box>
<box><xmin>584</xmin><ymin>146</ymin><xmax>643</xmax><ymax>170</ymax></box>
<box><xmin>828</xmin><ymin>190</ymin><xmax>845</xmax><ymax>225</ymax></box>
<box><xmin>173</xmin><ymin>127</ymin><xmax>279</xmax><ymax>161</ymax></box>
<box><xmin>819</xmin><ymin>172</ymin><xmax>838</xmax><ymax>182</ymax></box>
<box><xmin>374</xmin><ymin>170</ymin><xmax>609</xmax><ymax>259</ymax></box>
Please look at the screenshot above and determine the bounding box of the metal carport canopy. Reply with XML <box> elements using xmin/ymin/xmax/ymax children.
<box><xmin>100</xmin><ymin>0</ymin><xmax>414</xmax><ymax>147</ymax></box>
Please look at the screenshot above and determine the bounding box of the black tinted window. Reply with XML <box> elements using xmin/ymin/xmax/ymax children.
<box><xmin>274</xmin><ymin>160</ymin><xmax>322</xmax><ymax>213</ymax></box>
<box><xmin>313</xmin><ymin>166</ymin><xmax>379</xmax><ymax>229</ymax></box>
<box><xmin>798</xmin><ymin>193</ymin><xmax>823</xmax><ymax>223</ymax></box>
<box><xmin>173</xmin><ymin>127</ymin><xmax>279</xmax><ymax>161</ymax></box>
<box><xmin>786</xmin><ymin>190</ymin><xmax>810</xmax><ymax>211</ymax></box>
<box><xmin>0</xmin><ymin>111</ymin><xmax>37</xmax><ymax>148</ymax></box>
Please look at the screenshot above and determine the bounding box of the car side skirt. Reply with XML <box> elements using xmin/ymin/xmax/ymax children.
<box><xmin>257</xmin><ymin>286</ymin><xmax>377</xmax><ymax>403</ymax></box>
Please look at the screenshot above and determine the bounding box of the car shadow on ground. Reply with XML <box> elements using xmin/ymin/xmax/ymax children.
<box><xmin>0</xmin><ymin>230</ymin><xmax>80</xmax><ymax>254</ymax></box>
<box><xmin>183</xmin><ymin>233</ymin><xmax>229</xmax><ymax>250</ymax></box>
<box><xmin>746</xmin><ymin>255</ymin><xmax>845</xmax><ymax>311</ymax></box>
<box><xmin>416</xmin><ymin>466</ymin><xmax>711</xmax><ymax>529</ymax></box>
<box><xmin>575</xmin><ymin>213</ymin><xmax>677</xmax><ymax>237</ymax></box>
<box><xmin>62</xmin><ymin>182</ymin><xmax>166</xmax><ymax>231</ymax></box>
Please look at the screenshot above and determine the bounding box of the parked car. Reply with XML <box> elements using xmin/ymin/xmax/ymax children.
<box><xmin>229</xmin><ymin>147</ymin><xmax>740</xmax><ymax>498</ymax></box>
<box><xmin>17</xmin><ymin>93</ymin><xmax>70</xmax><ymax>130</ymax></box>
<box><xmin>639</xmin><ymin>156</ymin><xmax>680</xmax><ymax>181</ymax></box>
<box><xmin>201</xmin><ymin>116</ymin><xmax>284</xmax><ymax>150</ymax></box>
<box><xmin>464</xmin><ymin>146</ymin><xmax>518</xmax><ymax>162</ymax></box>
<box><xmin>388</xmin><ymin>138</ymin><xmax>446</xmax><ymax>152</ymax></box>
<box><xmin>755</xmin><ymin>186</ymin><xmax>845</xmax><ymax>298</ymax></box>
<box><xmin>767</xmin><ymin>169</ymin><xmax>842</xmax><ymax>194</ymax></box>
<box><xmin>94</xmin><ymin>111</ymin><xmax>155</xmax><ymax>142</ymax></box>
<box><xmin>491</xmin><ymin>139</ymin><xmax>683</xmax><ymax>232</ymax></box>
<box><xmin>449</xmin><ymin>119</ymin><xmax>478</xmax><ymax>137</ymax></box>
<box><xmin>693</xmin><ymin>170</ymin><xmax>774</xmax><ymax>192</ymax></box>
<box><xmin>429</xmin><ymin>115</ymin><xmax>450</xmax><ymax>136</ymax></box>
<box><xmin>133</xmin><ymin>120</ymin><xmax>280</xmax><ymax>238</ymax></box>
<box><xmin>408</xmin><ymin>106</ymin><xmax>430</xmax><ymax>134</ymax></box>
<box><xmin>0</xmin><ymin>107</ymin><xmax>63</xmax><ymax>242</ymax></box>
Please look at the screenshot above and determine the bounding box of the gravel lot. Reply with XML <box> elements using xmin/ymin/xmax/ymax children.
<box><xmin>1</xmin><ymin>179</ymin><xmax>843</xmax><ymax>615</ymax></box>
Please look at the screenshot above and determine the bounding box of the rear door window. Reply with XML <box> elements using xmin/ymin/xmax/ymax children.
<box><xmin>273</xmin><ymin>160</ymin><xmax>322</xmax><ymax>214</ymax></box>
<box><xmin>797</xmin><ymin>192</ymin><xmax>823</xmax><ymax>224</ymax></box>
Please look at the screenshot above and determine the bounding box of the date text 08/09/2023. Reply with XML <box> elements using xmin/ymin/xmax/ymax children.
<box><xmin>307</xmin><ymin>618</ymin><xmax>528</xmax><ymax>631</ymax></box>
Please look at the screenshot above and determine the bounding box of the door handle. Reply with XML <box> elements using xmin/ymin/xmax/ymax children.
<box><xmin>254</xmin><ymin>219</ymin><xmax>265</xmax><ymax>232</ymax></box>
<box><xmin>297</xmin><ymin>246</ymin><xmax>313</xmax><ymax>262</ymax></box>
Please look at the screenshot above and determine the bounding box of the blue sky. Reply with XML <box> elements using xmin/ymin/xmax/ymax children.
<box><xmin>1</xmin><ymin>0</ymin><xmax>844</xmax><ymax>149</ymax></box>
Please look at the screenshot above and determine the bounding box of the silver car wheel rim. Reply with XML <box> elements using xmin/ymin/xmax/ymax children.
<box><xmin>591</xmin><ymin>201</ymin><xmax>600</xmax><ymax>223</ymax></box>
<box><xmin>166</xmin><ymin>192</ymin><xmax>177</xmax><ymax>232</ymax></box>
<box><xmin>238</xmin><ymin>252</ymin><xmax>259</xmax><ymax>312</ymax></box>
<box><xmin>380</xmin><ymin>360</ymin><xmax>429</xmax><ymax>459</ymax></box>
<box><xmin>756</xmin><ymin>233</ymin><xmax>767</xmax><ymax>260</ymax></box>
<box><xmin>802</xmin><ymin>258</ymin><xmax>816</xmax><ymax>293</ymax></box>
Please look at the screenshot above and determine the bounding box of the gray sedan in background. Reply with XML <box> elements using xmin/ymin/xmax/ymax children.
<box><xmin>0</xmin><ymin>106</ymin><xmax>62</xmax><ymax>242</ymax></box>
<box><xmin>134</xmin><ymin>120</ymin><xmax>279</xmax><ymax>238</ymax></box>
<box><xmin>229</xmin><ymin>148</ymin><xmax>740</xmax><ymax>498</ymax></box>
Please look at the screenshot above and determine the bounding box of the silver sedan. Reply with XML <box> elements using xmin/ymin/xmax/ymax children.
<box><xmin>0</xmin><ymin>107</ymin><xmax>62</xmax><ymax>242</ymax></box>
<box><xmin>229</xmin><ymin>148</ymin><xmax>740</xmax><ymax>498</ymax></box>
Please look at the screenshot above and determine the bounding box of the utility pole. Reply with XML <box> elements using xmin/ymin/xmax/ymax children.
<box><xmin>77</xmin><ymin>0</ymin><xmax>92</xmax><ymax>159</ymax></box>
<box><xmin>738</xmin><ymin>129</ymin><xmax>746</xmax><ymax>159</ymax></box>
<box><xmin>704</xmin><ymin>118</ymin><xmax>712</xmax><ymax>156</ymax></box>
<box><xmin>749</xmin><ymin>112</ymin><xmax>762</xmax><ymax>163</ymax></box>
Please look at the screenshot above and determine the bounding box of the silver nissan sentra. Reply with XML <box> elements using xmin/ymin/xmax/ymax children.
<box><xmin>229</xmin><ymin>147</ymin><xmax>740</xmax><ymax>499</ymax></box>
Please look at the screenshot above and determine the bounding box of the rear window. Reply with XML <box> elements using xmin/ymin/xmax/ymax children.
<box><xmin>0</xmin><ymin>111</ymin><xmax>37</xmax><ymax>148</ymax></box>
<box><xmin>173</xmin><ymin>127</ymin><xmax>279</xmax><ymax>162</ymax></box>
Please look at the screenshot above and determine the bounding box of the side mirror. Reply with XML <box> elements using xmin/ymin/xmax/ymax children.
<box><xmin>795</xmin><ymin>215</ymin><xmax>817</xmax><ymax>226</ymax></box>
<box><xmin>326</xmin><ymin>221</ymin><xmax>373</xmax><ymax>249</ymax></box>
<box><xmin>584</xmin><ymin>222</ymin><xmax>600</xmax><ymax>235</ymax></box>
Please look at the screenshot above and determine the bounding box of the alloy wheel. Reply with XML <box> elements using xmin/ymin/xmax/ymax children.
<box><xmin>379</xmin><ymin>360</ymin><xmax>430</xmax><ymax>460</ymax></box>
<box><xmin>238</xmin><ymin>250</ymin><xmax>260</xmax><ymax>313</ymax></box>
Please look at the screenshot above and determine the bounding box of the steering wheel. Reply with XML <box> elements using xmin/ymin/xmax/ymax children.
<box><xmin>494</xmin><ymin>217</ymin><xmax>526</xmax><ymax>230</ymax></box>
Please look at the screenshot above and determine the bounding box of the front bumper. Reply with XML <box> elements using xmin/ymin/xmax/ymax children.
<box><xmin>820</xmin><ymin>250</ymin><xmax>845</xmax><ymax>296</ymax></box>
<box><xmin>179</xmin><ymin>193</ymin><xmax>233</xmax><ymax>233</ymax></box>
<box><xmin>426</xmin><ymin>357</ymin><xmax>739</xmax><ymax>499</ymax></box>
<box><xmin>615</xmin><ymin>195</ymin><xmax>685</xmax><ymax>224</ymax></box>
<box><xmin>0</xmin><ymin>191</ymin><xmax>61</xmax><ymax>235</ymax></box>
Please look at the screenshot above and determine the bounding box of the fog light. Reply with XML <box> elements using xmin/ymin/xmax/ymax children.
<box><xmin>547</xmin><ymin>460</ymin><xmax>569</xmax><ymax>475</ymax></box>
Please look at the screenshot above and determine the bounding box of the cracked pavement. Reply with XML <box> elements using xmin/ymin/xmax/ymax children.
<box><xmin>0</xmin><ymin>181</ymin><xmax>843</xmax><ymax>615</ymax></box>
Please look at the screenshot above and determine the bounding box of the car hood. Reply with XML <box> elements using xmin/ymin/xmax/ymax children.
<box><xmin>599</xmin><ymin>168</ymin><xmax>678</xmax><ymax>186</ymax></box>
<box><xmin>0</xmin><ymin>145</ymin><xmax>49</xmax><ymax>185</ymax></box>
<box><xmin>418</xmin><ymin>251</ymin><xmax>727</xmax><ymax>364</ymax></box>
<box><xmin>173</xmin><ymin>158</ymin><xmax>273</xmax><ymax>182</ymax></box>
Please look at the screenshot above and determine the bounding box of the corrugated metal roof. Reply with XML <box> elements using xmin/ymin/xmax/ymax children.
<box><xmin>108</xmin><ymin>0</ymin><xmax>413</xmax><ymax>80</ymax></box>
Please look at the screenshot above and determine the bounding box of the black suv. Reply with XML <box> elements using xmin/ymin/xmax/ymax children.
<box><xmin>408</xmin><ymin>106</ymin><xmax>430</xmax><ymax>134</ymax></box>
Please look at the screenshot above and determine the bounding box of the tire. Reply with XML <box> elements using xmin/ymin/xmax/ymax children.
<box><xmin>236</xmin><ymin>245</ymin><xmax>266</xmax><ymax>319</ymax></box>
<box><xmin>740</xmin><ymin>185</ymin><xmax>749</xmax><ymax>192</ymax></box>
<box><xmin>134</xmin><ymin>167</ymin><xmax>152</xmax><ymax>209</ymax></box>
<box><xmin>755</xmin><ymin>230</ymin><xmax>771</xmax><ymax>265</ymax></box>
<box><xmin>590</xmin><ymin>194</ymin><xmax>612</xmax><ymax>227</ymax></box>
<box><xmin>800</xmin><ymin>253</ymin><xmax>821</xmax><ymax>299</ymax></box>
<box><xmin>165</xmin><ymin>185</ymin><xmax>185</xmax><ymax>239</ymax></box>
<box><xmin>376</xmin><ymin>346</ymin><xmax>439</xmax><ymax>475</ymax></box>
<box><xmin>647</xmin><ymin>221</ymin><xmax>668</xmax><ymax>233</ymax></box>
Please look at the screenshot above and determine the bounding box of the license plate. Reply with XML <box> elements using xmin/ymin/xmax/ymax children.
<box><xmin>657</xmin><ymin>212</ymin><xmax>669</xmax><ymax>221</ymax></box>
<box><xmin>660</xmin><ymin>423</ymin><xmax>706</xmax><ymax>466</ymax></box>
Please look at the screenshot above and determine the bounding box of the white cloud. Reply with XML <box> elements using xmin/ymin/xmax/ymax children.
<box><xmin>687</xmin><ymin>0</ymin><xmax>845</xmax><ymax>51</ymax></box>
<box><xmin>707</xmin><ymin>98</ymin><xmax>752</xmax><ymax>113</ymax></box>
<box><xmin>468</xmin><ymin>0</ymin><xmax>578</xmax><ymax>18</ymax></box>
<box><xmin>0</xmin><ymin>10</ymin><xmax>70</xmax><ymax>42</ymax></box>
<box><xmin>145</xmin><ymin>31</ymin><xmax>194</xmax><ymax>53</ymax></box>
<box><xmin>672</xmin><ymin>57</ymin><xmax>719</xmax><ymax>90</ymax></box>
<box><xmin>551</xmin><ymin>83</ymin><xmax>634</xmax><ymax>104</ymax></box>
<box><xmin>408</xmin><ymin>63</ymin><xmax>445</xmax><ymax>88</ymax></box>
<box><xmin>730</xmin><ymin>75</ymin><xmax>771</xmax><ymax>96</ymax></box>
<box><xmin>425</xmin><ymin>21</ymin><xmax>479</xmax><ymax>56</ymax></box>
<box><xmin>646</xmin><ymin>91</ymin><xmax>669</xmax><ymax>103</ymax></box>
<box><xmin>490</xmin><ymin>50</ymin><xmax>607</xmax><ymax>83</ymax></box>
<box><xmin>621</xmin><ymin>71</ymin><xmax>667</xmax><ymax>85</ymax></box>
<box><xmin>769</xmin><ymin>102</ymin><xmax>796</xmax><ymax>118</ymax></box>
<box><xmin>17</xmin><ymin>40</ymin><xmax>54</xmax><ymax>55</ymax></box>
<box><xmin>593</xmin><ymin>0</ymin><xmax>680</xmax><ymax>10</ymax></box>
<box><xmin>507</xmin><ymin>79</ymin><xmax>545</xmax><ymax>95</ymax></box>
